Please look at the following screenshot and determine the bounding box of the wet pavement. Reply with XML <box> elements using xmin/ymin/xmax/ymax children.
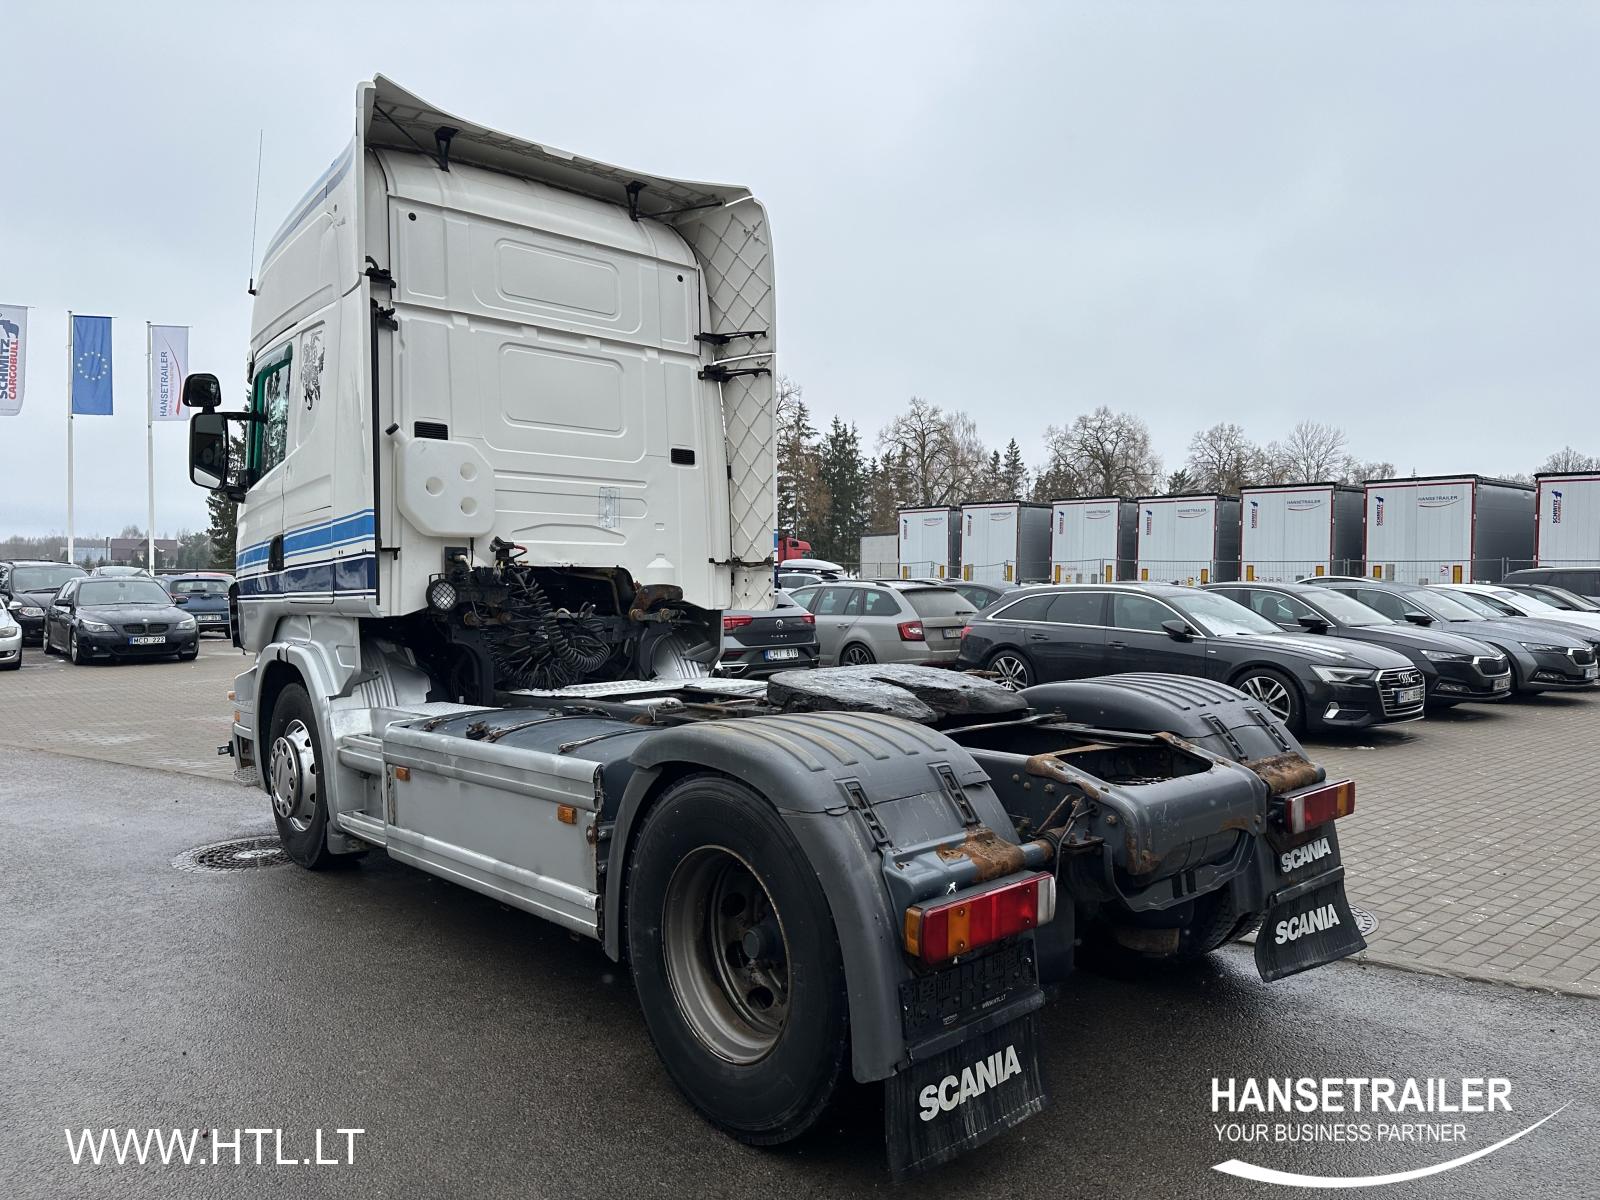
<box><xmin>2</xmin><ymin>745</ymin><xmax>1595</xmax><ymax>1199</ymax></box>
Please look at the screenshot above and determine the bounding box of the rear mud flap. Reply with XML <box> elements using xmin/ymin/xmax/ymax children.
<box><xmin>1254</xmin><ymin>870</ymin><xmax>1367</xmax><ymax>981</ymax></box>
<box><xmin>885</xmin><ymin>1012</ymin><xmax>1047</xmax><ymax>1180</ymax></box>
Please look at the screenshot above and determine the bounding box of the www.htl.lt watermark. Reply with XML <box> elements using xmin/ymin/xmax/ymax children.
<box><xmin>65</xmin><ymin>1128</ymin><xmax>365</xmax><ymax>1167</ymax></box>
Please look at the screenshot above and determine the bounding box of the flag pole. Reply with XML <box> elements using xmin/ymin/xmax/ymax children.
<box><xmin>66</xmin><ymin>311</ymin><xmax>75</xmax><ymax>565</ymax></box>
<box><xmin>146</xmin><ymin>322</ymin><xmax>155</xmax><ymax>571</ymax></box>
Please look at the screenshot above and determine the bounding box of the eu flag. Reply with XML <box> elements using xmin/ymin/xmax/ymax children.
<box><xmin>71</xmin><ymin>315</ymin><xmax>113</xmax><ymax>415</ymax></box>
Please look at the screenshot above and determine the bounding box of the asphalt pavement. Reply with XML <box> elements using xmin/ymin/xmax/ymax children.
<box><xmin>2</xmin><ymin>744</ymin><xmax>1595</xmax><ymax>1200</ymax></box>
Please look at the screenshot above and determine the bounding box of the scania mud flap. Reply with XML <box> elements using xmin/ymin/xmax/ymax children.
<box><xmin>1254</xmin><ymin>868</ymin><xmax>1367</xmax><ymax>981</ymax></box>
<box><xmin>884</xmin><ymin>1012</ymin><xmax>1047</xmax><ymax>1180</ymax></box>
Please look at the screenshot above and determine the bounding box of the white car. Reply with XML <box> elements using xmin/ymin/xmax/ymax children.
<box><xmin>0</xmin><ymin>607</ymin><xmax>20</xmax><ymax>670</ymax></box>
<box><xmin>1440</xmin><ymin>584</ymin><xmax>1600</xmax><ymax>637</ymax></box>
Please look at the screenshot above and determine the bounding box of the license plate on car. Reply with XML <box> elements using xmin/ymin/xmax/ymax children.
<box><xmin>129</xmin><ymin>635</ymin><xmax>166</xmax><ymax>645</ymax></box>
<box><xmin>198</xmin><ymin>614</ymin><xmax>223</xmax><ymax>622</ymax></box>
<box><xmin>1586</xmin><ymin>665</ymin><xmax>1598</xmax><ymax>680</ymax></box>
<box><xmin>1396</xmin><ymin>686</ymin><xmax>1423</xmax><ymax>705</ymax></box>
<box><xmin>763</xmin><ymin>647</ymin><xmax>800</xmax><ymax>661</ymax></box>
<box><xmin>942</xmin><ymin>628</ymin><xmax>961</xmax><ymax>638</ymax></box>
<box><xmin>1493</xmin><ymin>676</ymin><xmax>1511</xmax><ymax>691</ymax></box>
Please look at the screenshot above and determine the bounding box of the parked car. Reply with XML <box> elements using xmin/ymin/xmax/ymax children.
<box><xmin>1439</xmin><ymin>583</ymin><xmax>1600</xmax><ymax>639</ymax></box>
<box><xmin>0</xmin><ymin>560</ymin><xmax>88</xmax><ymax>644</ymax></box>
<box><xmin>1501</xmin><ymin>566</ymin><xmax>1600</xmax><ymax>602</ymax></box>
<box><xmin>787</xmin><ymin>580</ymin><xmax>976</xmax><ymax>667</ymax></box>
<box><xmin>41</xmin><ymin>576</ymin><xmax>199</xmax><ymax>664</ymax></box>
<box><xmin>958</xmin><ymin>583</ymin><xmax>1425</xmax><ymax>735</ymax></box>
<box><xmin>715</xmin><ymin>591</ymin><xmax>819</xmax><ymax>677</ymax></box>
<box><xmin>163</xmin><ymin>574</ymin><xmax>234</xmax><ymax>637</ymax></box>
<box><xmin>0</xmin><ymin>606</ymin><xmax>20</xmax><ymax>670</ymax></box>
<box><xmin>89</xmin><ymin>565</ymin><xmax>153</xmax><ymax>577</ymax></box>
<box><xmin>897</xmin><ymin>577</ymin><xmax>1012</xmax><ymax>612</ymax></box>
<box><xmin>1317</xmin><ymin>579</ymin><xmax>1599</xmax><ymax>695</ymax></box>
<box><xmin>1505</xmin><ymin>582</ymin><xmax>1600</xmax><ymax>614</ymax></box>
<box><xmin>1206</xmin><ymin>581</ymin><xmax>1511</xmax><ymax>706</ymax></box>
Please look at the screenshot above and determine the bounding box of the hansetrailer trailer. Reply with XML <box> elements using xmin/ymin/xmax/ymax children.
<box><xmin>179</xmin><ymin>76</ymin><xmax>1367</xmax><ymax>1177</ymax></box>
<box><xmin>1137</xmin><ymin>493</ymin><xmax>1242</xmax><ymax>585</ymax></box>
<box><xmin>898</xmin><ymin>506</ymin><xmax>961</xmax><ymax>580</ymax></box>
<box><xmin>1536</xmin><ymin>472</ymin><xmax>1600</xmax><ymax>567</ymax></box>
<box><xmin>960</xmin><ymin>501</ymin><xmax>1051</xmax><ymax>585</ymax></box>
<box><xmin>1050</xmin><ymin>497</ymin><xmax>1137</xmax><ymax>583</ymax></box>
<box><xmin>1364</xmin><ymin>475</ymin><xmax>1534</xmax><ymax>584</ymax></box>
<box><xmin>1240</xmin><ymin>483</ymin><xmax>1364</xmax><ymax>582</ymax></box>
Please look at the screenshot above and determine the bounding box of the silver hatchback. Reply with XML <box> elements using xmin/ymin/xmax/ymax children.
<box><xmin>787</xmin><ymin>581</ymin><xmax>976</xmax><ymax>667</ymax></box>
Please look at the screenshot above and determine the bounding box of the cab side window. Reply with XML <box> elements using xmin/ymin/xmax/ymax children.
<box><xmin>249</xmin><ymin>343</ymin><xmax>294</xmax><ymax>478</ymax></box>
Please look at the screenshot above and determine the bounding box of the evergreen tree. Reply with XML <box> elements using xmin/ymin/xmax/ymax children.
<box><xmin>205</xmin><ymin>431</ymin><xmax>244</xmax><ymax>569</ymax></box>
<box><xmin>1000</xmin><ymin>439</ymin><xmax>1028</xmax><ymax>500</ymax></box>
<box><xmin>815</xmin><ymin>417</ymin><xmax>868</xmax><ymax>564</ymax></box>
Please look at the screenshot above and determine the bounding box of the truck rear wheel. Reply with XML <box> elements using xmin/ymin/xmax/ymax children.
<box><xmin>266</xmin><ymin>683</ymin><xmax>358</xmax><ymax>870</ymax></box>
<box><xmin>626</xmin><ymin>773</ymin><xmax>849</xmax><ymax>1145</ymax></box>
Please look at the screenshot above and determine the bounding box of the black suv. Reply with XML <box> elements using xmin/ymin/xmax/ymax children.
<box><xmin>1318</xmin><ymin>579</ymin><xmax>1598</xmax><ymax>695</ymax></box>
<box><xmin>0</xmin><ymin>560</ymin><xmax>88</xmax><ymax>644</ymax></box>
<box><xmin>958</xmin><ymin>582</ymin><xmax>1424</xmax><ymax>735</ymax></box>
<box><xmin>1207</xmin><ymin>581</ymin><xmax>1512</xmax><ymax>706</ymax></box>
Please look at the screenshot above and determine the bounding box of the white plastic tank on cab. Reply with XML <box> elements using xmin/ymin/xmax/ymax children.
<box><xmin>1364</xmin><ymin>475</ymin><xmax>1534</xmax><ymax>584</ymax></box>
<box><xmin>1239</xmin><ymin>484</ymin><xmax>1363</xmax><ymax>582</ymax></box>
<box><xmin>1135</xmin><ymin>494</ymin><xmax>1242</xmax><ymax>585</ymax></box>
<box><xmin>959</xmin><ymin>502</ymin><xmax>1050</xmax><ymax>585</ymax></box>
<box><xmin>1049</xmin><ymin>498</ymin><xmax>1136</xmax><ymax>583</ymax></box>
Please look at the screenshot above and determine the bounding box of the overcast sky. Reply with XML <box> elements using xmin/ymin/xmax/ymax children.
<box><xmin>3</xmin><ymin>1</ymin><xmax>1597</xmax><ymax>538</ymax></box>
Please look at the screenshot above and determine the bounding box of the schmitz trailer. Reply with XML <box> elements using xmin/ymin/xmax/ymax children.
<box><xmin>897</xmin><ymin>506</ymin><xmax>960</xmax><ymax>579</ymax></box>
<box><xmin>1049</xmin><ymin>497</ymin><xmax>1136</xmax><ymax>583</ymax></box>
<box><xmin>1535</xmin><ymin>473</ymin><xmax>1600</xmax><ymax>566</ymax></box>
<box><xmin>1240</xmin><ymin>483</ymin><xmax>1364</xmax><ymax>581</ymax></box>
<box><xmin>1136</xmin><ymin>494</ymin><xmax>1242</xmax><ymax>585</ymax></box>
<box><xmin>1364</xmin><ymin>475</ymin><xmax>1534</xmax><ymax>584</ymax></box>
<box><xmin>182</xmin><ymin>77</ymin><xmax>1365</xmax><ymax>1178</ymax></box>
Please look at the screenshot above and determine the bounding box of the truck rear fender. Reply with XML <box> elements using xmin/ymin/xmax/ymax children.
<box><xmin>608</xmin><ymin>712</ymin><xmax>1024</xmax><ymax>1084</ymax></box>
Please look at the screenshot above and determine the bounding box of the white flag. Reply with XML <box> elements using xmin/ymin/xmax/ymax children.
<box><xmin>149</xmin><ymin>324</ymin><xmax>189</xmax><ymax>421</ymax></box>
<box><xmin>0</xmin><ymin>304</ymin><xmax>25</xmax><ymax>416</ymax></box>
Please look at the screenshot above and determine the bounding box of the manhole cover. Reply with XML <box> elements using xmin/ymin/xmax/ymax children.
<box><xmin>1350</xmin><ymin>905</ymin><xmax>1380</xmax><ymax>938</ymax></box>
<box><xmin>173</xmin><ymin>836</ymin><xmax>289</xmax><ymax>873</ymax></box>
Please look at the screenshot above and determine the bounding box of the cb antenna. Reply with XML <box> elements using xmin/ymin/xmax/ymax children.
<box><xmin>246</xmin><ymin>129</ymin><xmax>264</xmax><ymax>296</ymax></box>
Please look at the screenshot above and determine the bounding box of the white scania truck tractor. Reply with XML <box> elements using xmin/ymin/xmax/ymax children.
<box><xmin>184</xmin><ymin>77</ymin><xmax>1365</xmax><ymax>1176</ymax></box>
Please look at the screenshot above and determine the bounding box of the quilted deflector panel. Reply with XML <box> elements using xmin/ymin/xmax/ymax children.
<box><xmin>678</xmin><ymin>201</ymin><xmax>776</xmax><ymax>611</ymax></box>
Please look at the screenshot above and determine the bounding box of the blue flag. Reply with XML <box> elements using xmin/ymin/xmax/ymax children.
<box><xmin>71</xmin><ymin>315</ymin><xmax>113</xmax><ymax>415</ymax></box>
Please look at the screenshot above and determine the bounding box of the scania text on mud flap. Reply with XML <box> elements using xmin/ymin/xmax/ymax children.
<box><xmin>183</xmin><ymin>77</ymin><xmax>1363</xmax><ymax>1177</ymax></box>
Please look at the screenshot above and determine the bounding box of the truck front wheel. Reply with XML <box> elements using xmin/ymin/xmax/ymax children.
<box><xmin>266</xmin><ymin>683</ymin><xmax>357</xmax><ymax>870</ymax></box>
<box><xmin>626</xmin><ymin>773</ymin><xmax>849</xmax><ymax>1145</ymax></box>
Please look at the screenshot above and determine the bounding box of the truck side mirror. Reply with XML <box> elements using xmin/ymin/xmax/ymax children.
<box><xmin>182</xmin><ymin>372</ymin><xmax>223</xmax><ymax>410</ymax></box>
<box><xmin>189</xmin><ymin>411</ymin><xmax>232</xmax><ymax>490</ymax></box>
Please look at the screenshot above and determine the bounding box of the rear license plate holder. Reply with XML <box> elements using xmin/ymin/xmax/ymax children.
<box><xmin>885</xmin><ymin>1010</ymin><xmax>1046</xmax><ymax>1179</ymax></box>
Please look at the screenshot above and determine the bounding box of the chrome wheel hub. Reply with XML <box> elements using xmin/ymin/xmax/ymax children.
<box><xmin>268</xmin><ymin>719</ymin><xmax>317</xmax><ymax>832</ymax></box>
<box><xmin>662</xmin><ymin>846</ymin><xmax>791</xmax><ymax>1064</ymax></box>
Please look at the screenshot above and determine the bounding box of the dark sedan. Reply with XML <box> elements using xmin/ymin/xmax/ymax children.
<box><xmin>715</xmin><ymin>591</ymin><xmax>819</xmax><ymax>678</ymax></box>
<box><xmin>1206</xmin><ymin>581</ymin><xmax>1512</xmax><ymax>706</ymax></box>
<box><xmin>0</xmin><ymin>560</ymin><xmax>87</xmax><ymax>644</ymax></box>
<box><xmin>1317</xmin><ymin>579</ymin><xmax>1598</xmax><ymax>695</ymax></box>
<box><xmin>1506</xmin><ymin>583</ymin><xmax>1600</xmax><ymax>614</ymax></box>
<box><xmin>958</xmin><ymin>583</ymin><xmax>1424</xmax><ymax>735</ymax></box>
<box><xmin>163</xmin><ymin>574</ymin><xmax>233</xmax><ymax>637</ymax></box>
<box><xmin>42</xmin><ymin>576</ymin><xmax>199</xmax><ymax>664</ymax></box>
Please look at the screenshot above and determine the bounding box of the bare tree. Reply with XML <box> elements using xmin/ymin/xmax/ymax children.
<box><xmin>1339</xmin><ymin>457</ymin><xmax>1397</xmax><ymax>484</ymax></box>
<box><xmin>1185</xmin><ymin>423</ymin><xmax>1269</xmax><ymax>493</ymax></box>
<box><xmin>1539</xmin><ymin>447</ymin><xmax>1600</xmax><ymax>473</ymax></box>
<box><xmin>774</xmin><ymin>376</ymin><xmax>827</xmax><ymax>537</ymax></box>
<box><xmin>1273</xmin><ymin>421</ymin><xmax>1349</xmax><ymax>483</ymax></box>
<box><xmin>1034</xmin><ymin>407</ymin><xmax>1160</xmax><ymax>499</ymax></box>
<box><xmin>876</xmin><ymin>397</ymin><xmax>988</xmax><ymax>506</ymax></box>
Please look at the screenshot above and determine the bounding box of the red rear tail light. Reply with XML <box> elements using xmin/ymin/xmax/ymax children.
<box><xmin>722</xmin><ymin>615</ymin><xmax>754</xmax><ymax>631</ymax></box>
<box><xmin>897</xmin><ymin>620</ymin><xmax>925</xmax><ymax>641</ymax></box>
<box><xmin>903</xmin><ymin>873</ymin><xmax>1056</xmax><ymax>964</ymax></box>
<box><xmin>798</xmin><ymin>612</ymin><xmax>815</xmax><ymax>624</ymax></box>
<box><xmin>960</xmin><ymin>625</ymin><xmax>971</xmax><ymax>639</ymax></box>
<box><xmin>1281</xmin><ymin>779</ymin><xmax>1355</xmax><ymax>834</ymax></box>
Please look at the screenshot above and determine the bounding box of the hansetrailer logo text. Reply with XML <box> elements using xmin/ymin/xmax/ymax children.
<box><xmin>66</xmin><ymin>1127</ymin><xmax>365</xmax><ymax>1167</ymax></box>
<box><xmin>918</xmin><ymin>1043</ymin><xmax>1022</xmax><ymax>1121</ymax></box>
<box><xmin>1207</xmin><ymin>1076</ymin><xmax>1565</xmax><ymax>1187</ymax></box>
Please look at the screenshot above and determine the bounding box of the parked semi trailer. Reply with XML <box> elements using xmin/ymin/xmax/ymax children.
<box><xmin>898</xmin><ymin>506</ymin><xmax>960</xmax><ymax>579</ymax></box>
<box><xmin>960</xmin><ymin>501</ymin><xmax>1051</xmax><ymax>585</ymax></box>
<box><xmin>1137</xmin><ymin>493</ymin><xmax>1242</xmax><ymax>585</ymax></box>
<box><xmin>1049</xmin><ymin>497</ymin><xmax>1136</xmax><ymax>583</ymax></box>
<box><xmin>1240</xmin><ymin>483</ymin><xmax>1364</xmax><ymax>582</ymax></box>
<box><xmin>1364</xmin><ymin>475</ymin><xmax>1534</xmax><ymax>584</ymax></box>
<box><xmin>182</xmin><ymin>77</ymin><xmax>1364</xmax><ymax>1177</ymax></box>
<box><xmin>1535</xmin><ymin>472</ymin><xmax>1600</xmax><ymax>567</ymax></box>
